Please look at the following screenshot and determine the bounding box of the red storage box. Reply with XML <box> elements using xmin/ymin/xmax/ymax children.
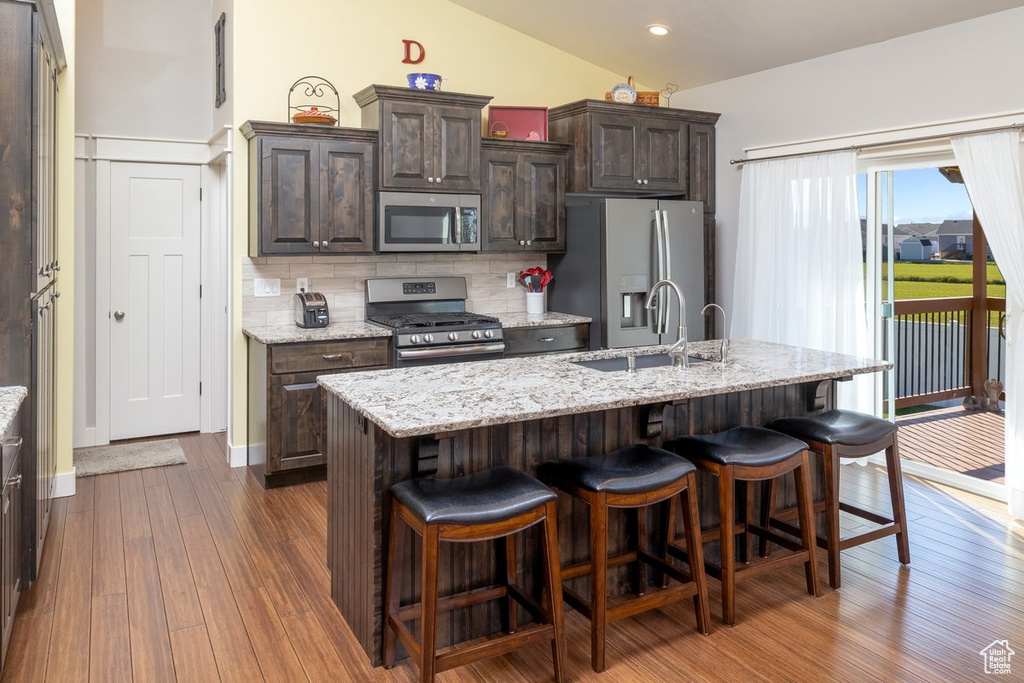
<box><xmin>487</xmin><ymin>105</ymin><xmax>549</xmax><ymax>141</ymax></box>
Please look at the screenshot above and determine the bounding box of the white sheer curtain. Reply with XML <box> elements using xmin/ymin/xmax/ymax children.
<box><xmin>731</xmin><ymin>151</ymin><xmax>872</xmax><ymax>412</ymax></box>
<box><xmin>951</xmin><ymin>130</ymin><xmax>1024</xmax><ymax>520</ymax></box>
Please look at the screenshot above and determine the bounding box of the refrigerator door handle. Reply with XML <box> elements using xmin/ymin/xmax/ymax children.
<box><xmin>653</xmin><ymin>210</ymin><xmax>666</xmax><ymax>334</ymax></box>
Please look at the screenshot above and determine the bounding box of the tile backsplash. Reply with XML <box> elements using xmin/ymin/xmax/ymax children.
<box><xmin>242</xmin><ymin>253</ymin><xmax>550</xmax><ymax>328</ymax></box>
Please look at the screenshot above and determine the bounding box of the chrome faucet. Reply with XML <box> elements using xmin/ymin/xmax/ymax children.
<box><xmin>701</xmin><ymin>303</ymin><xmax>729</xmax><ymax>364</ymax></box>
<box><xmin>644</xmin><ymin>279</ymin><xmax>688</xmax><ymax>368</ymax></box>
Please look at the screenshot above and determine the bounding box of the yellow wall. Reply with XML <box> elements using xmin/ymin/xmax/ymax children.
<box><xmin>55</xmin><ymin>0</ymin><xmax>76</xmax><ymax>478</ymax></box>
<box><xmin>229</xmin><ymin>0</ymin><xmax>628</xmax><ymax>445</ymax></box>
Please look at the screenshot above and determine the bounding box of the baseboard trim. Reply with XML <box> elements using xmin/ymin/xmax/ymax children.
<box><xmin>52</xmin><ymin>469</ymin><xmax>77</xmax><ymax>498</ymax></box>
<box><xmin>228</xmin><ymin>441</ymin><xmax>247</xmax><ymax>469</ymax></box>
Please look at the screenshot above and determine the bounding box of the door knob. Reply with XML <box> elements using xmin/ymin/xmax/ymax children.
<box><xmin>114</xmin><ymin>310</ymin><xmax>126</xmax><ymax>321</ymax></box>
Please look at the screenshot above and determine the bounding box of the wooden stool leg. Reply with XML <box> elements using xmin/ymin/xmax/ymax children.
<box><xmin>759</xmin><ymin>478</ymin><xmax>777</xmax><ymax>558</ymax></box>
<box><xmin>681</xmin><ymin>472</ymin><xmax>710</xmax><ymax>635</ymax></box>
<box><xmin>822</xmin><ymin>447</ymin><xmax>842</xmax><ymax>589</ymax></box>
<box><xmin>498</xmin><ymin>535</ymin><xmax>518</xmax><ymax>633</ymax></box>
<box><xmin>738</xmin><ymin>480</ymin><xmax>754</xmax><ymax>563</ymax></box>
<box><xmin>541</xmin><ymin>500</ymin><xmax>566</xmax><ymax>683</ymax></box>
<box><xmin>659</xmin><ymin>496</ymin><xmax>676</xmax><ymax>589</ymax></box>
<box><xmin>886</xmin><ymin>437</ymin><xmax>912</xmax><ymax>566</ymax></box>
<box><xmin>717</xmin><ymin>468</ymin><xmax>737</xmax><ymax>626</ymax></box>
<box><xmin>634</xmin><ymin>507</ymin><xmax>648</xmax><ymax>596</ymax></box>
<box><xmin>794</xmin><ymin>451</ymin><xmax>820</xmax><ymax>598</ymax></box>
<box><xmin>420</xmin><ymin>524</ymin><xmax>440</xmax><ymax>683</ymax></box>
<box><xmin>589</xmin><ymin>495</ymin><xmax>609</xmax><ymax>672</ymax></box>
<box><xmin>382</xmin><ymin>504</ymin><xmax>404</xmax><ymax>668</ymax></box>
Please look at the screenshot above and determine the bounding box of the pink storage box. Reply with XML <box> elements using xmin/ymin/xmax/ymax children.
<box><xmin>487</xmin><ymin>106</ymin><xmax>549</xmax><ymax>142</ymax></box>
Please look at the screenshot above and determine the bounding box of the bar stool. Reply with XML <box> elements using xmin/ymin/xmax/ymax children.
<box><xmin>767</xmin><ymin>409</ymin><xmax>910</xmax><ymax>589</ymax></box>
<box><xmin>383</xmin><ymin>466</ymin><xmax>565</xmax><ymax>683</ymax></box>
<box><xmin>665</xmin><ymin>427</ymin><xmax>820</xmax><ymax>626</ymax></box>
<box><xmin>537</xmin><ymin>444</ymin><xmax>710</xmax><ymax>673</ymax></box>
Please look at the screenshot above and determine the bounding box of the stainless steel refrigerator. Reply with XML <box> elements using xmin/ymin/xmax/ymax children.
<box><xmin>548</xmin><ymin>197</ymin><xmax>704</xmax><ymax>350</ymax></box>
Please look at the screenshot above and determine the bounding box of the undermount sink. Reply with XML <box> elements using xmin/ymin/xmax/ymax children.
<box><xmin>573</xmin><ymin>353</ymin><xmax>707</xmax><ymax>372</ymax></box>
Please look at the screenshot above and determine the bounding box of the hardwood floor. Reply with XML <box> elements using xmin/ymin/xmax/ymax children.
<box><xmin>3</xmin><ymin>432</ymin><xmax>1023</xmax><ymax>681</ymax></box>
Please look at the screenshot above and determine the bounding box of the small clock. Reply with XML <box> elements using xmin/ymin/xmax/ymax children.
<box><xmin>610</xmin><ymin>82</ymin><xmax>637</xmax><ymax>104</ymax></box>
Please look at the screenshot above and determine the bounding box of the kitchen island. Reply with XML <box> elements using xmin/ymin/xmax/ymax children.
<box><xmin>319</xmin><ymin>339</ymin><xmax>888</xmax><ymax>664</ymax></box>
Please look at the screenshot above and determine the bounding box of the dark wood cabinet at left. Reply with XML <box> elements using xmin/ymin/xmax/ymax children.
<box><xmin>242</xmin><ymin>121</ymin><xmax>376</xmax><ymax>256</ymax></box>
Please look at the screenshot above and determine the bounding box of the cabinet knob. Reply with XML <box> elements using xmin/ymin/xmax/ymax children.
<box><xmin>427</xmin><ymin>177</ymin><xmax>435</xmax><ymax>183</ymax></box>
<box><xmin>526</xmin><ymin>240</ymin><xmax>532</xmax><ymax>246</ymax></box>
<box><xmin>519</xmin><ymin>240</ymin><xmax>526</xmax><ymax>246</ymax></box>
<box><xmin>642</xmin><ymin>179</ymin><xmax>649</xmax><ymax>185</ymax></box>
<box><xmin>636</xmin><ymin>179</ymin><xmax>643</xmax><ymax>185</ymax></box>
<box><xmin>313</xmin><ymin>241</ymin><xmax>320</xmax><ymax>248</ymax></box>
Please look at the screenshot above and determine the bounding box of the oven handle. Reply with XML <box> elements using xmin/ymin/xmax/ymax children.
<box><xmin>397</xmin><ymin>342</ymin><xmax>506</xmax><ymax>360</ymax></box>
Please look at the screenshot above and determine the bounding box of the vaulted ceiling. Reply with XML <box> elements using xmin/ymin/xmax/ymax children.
<box><xmin>451</xmin><ymin>0</ymin><xmax>1024</xmax><ymax>91</ymax></box>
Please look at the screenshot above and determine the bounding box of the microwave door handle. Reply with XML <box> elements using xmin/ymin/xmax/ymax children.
<box><xmin>455</xmin><ymin>208</ymin><xmax>462</xmax><ymax>244</ymax></box>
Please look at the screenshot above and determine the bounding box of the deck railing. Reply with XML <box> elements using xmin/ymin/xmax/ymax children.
<box><xmin>889</xmin><ymin>297</ymin><xmax>1006</xmax><ymax>409</ymax></box>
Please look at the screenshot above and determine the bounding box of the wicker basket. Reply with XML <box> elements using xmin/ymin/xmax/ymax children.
<box><xmin>604</xmin><ymin>76</ymin><xmax>660</xmax><ymax>107</ymax></box>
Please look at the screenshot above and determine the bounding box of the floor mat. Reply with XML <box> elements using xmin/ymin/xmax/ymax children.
<box><xmin>73</xmin><ymin>438</ymin><xmax>186</xmax><ymax>477</ymax></box>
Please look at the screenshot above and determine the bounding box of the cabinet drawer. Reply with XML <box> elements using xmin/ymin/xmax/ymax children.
<box><xmin>503</xmin><ymin>324</ymin><xmax>589</xmax><ymax>357</ymax></box>
<box><xmin>270</xmin><ymin>339</ymin><xmax>388</xmax><ymax>375</ymax></box>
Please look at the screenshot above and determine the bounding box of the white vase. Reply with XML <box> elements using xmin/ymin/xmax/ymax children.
<box><xmin>525</xmin><ymin>291</ymin><xmax>544</xmax><ymax>317</ymax></box>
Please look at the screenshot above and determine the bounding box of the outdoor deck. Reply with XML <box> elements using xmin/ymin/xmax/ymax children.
<box><xmin>896</xmin><ymin>405</ymin><xmax>1005</xmax><ymax>483</ymax></box>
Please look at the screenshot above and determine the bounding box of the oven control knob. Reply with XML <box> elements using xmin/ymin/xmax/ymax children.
<box><xmin>424</xmin><ymin>334</ymin><xmax>434</xmax><ymax>343</ymax></box>
<box><xmin>448</xmin><ymin>331</ymin><xmax>459</xmax><ymax>341</ymax></box>
<box><xmin>484</xmin><ymin>329</ymin><xmax>494</xmax><ymax>339</ymax></box>
<box><xmin>471</xmin><ymin>330</ymin><xmax>482</xmax><ymax>340</ymax></box>
<box><xmin>411</xmin><ymin>334</ymin><xmax>421</xmax><ymax>344</ymax></box>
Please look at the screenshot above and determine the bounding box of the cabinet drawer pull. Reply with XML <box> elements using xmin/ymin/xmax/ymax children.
<box><xmin>8</xmin><ymin>475</ymin><xmax>21</xmax><ymax>488</ymax></box>
<box><xmin>538</xmin><ymin>337</ymin><xmax>555</xmax><ymax>342</ymax></box>
<box><xmin>322</xmin><ymin>353</ymin><xmax>347</xmax><ymax>361</ymax></box>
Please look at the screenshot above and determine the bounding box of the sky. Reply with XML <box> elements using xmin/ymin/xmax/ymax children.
<box><xmin>857</xmin><ymin>167</ymin><xmax>974</xmax><ymax>225</ymax></box>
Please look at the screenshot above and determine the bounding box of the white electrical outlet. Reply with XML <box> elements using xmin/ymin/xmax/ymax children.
<box><xmin>506</xmin><ymin>272</ymin><xmax>516</xmax><ymax>288</ymax></box>
<box><xmin>253</xmin><ymin>278</ymin><xmax>281</xmax><ymax>298</ymax></box>
<box><xmin>296</xmin><ymin>277</ymin><xmax>309</xmax><ymax>294</ymax></box>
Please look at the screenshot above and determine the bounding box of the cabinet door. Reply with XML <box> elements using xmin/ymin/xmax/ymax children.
<box><xmin>434</xmin><ymin>105</ymin><xmax>481</xmax><ymax>191</ymax></box>
<box><xmin>380</xmin><ymin>101</ymin><xmax>432</xmax><ymax>189</ymax></box>
<box><xmin>689</xmin><ymin>122</ymin><xmax>716</xmax><ymax>213</ymax></box>
<box><xmin>267</xmin><ymin>372</ymin><xmax>326</xmax><ymax>474</ymax></box>
<box><xmin>480</xmin><ymin>150</ymin><xmax>522</xmax><ymax>251</ymax></box>
<box><xmin>320</xmin><ymin>140</ymin><xmax>374</xmax><ymax>253</ymax></box>
<box><xmin>523</xmin><ymin>152</ymin><xmax>566</xmax><ymax>252</ymax></box>
<box><xmin>641</xmin><ymin>119</ymin><xmax>688</xmax><ymax>194</ymax></box>
<box><xmin>259</xmin><ymin>137</ymin><xmax>319</xmax><ymax>254</ymax></box>
<box><xmin>589</xmin><ymin>113</ymin><xmax>640</xmax><ymax>191</ymax></box>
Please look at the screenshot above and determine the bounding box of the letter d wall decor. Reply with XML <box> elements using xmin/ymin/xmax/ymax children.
<box><xmin>402</xmin><ymin>39</ymin><xmax>425</xmax><ymax>64</ymax></box>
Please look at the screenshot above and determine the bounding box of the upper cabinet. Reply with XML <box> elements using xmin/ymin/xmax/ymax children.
<box><xmin>242</xmin><ymin>121</ymin><xmax>376</xmax><ymax>256</ymax></box>
<box><xmin>548</xmin><ymin>100</ymin><xmax>719</xmax><ymax>206</ymax></box>
<box><xmin>354</xmin><ymin>85</ymin><xmax>491</xmax><ymax>193</ymax></box>
<box><xmin>480</xmin><ymin>139</ymin><xmax>569</xmax><ymax>252</ymax></box>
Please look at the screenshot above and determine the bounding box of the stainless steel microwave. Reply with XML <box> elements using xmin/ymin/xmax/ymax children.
<box><xmin>377</xmin><ymin>191</ymin><xmax>480</xmax><ymax>252</ymax></box>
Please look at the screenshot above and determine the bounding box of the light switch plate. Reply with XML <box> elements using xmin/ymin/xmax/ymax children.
<box><xmin>254</xmin><ymin>278</ymin><xmax>280</xmax><ymax>297</ymax></box>
<box><xmin>296</xmin><ymin>277</ymin><xmax>309</xmax><ymax>294</ymax></box>
<box><xmin>506</xmin><ymin>272</ymin><xmax>516</xmax><ymax>288</ymax></box>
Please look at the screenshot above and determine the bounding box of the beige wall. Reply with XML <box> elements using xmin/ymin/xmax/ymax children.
<box><xmin>55</xmin><ymin>0</ymin><xmax>76</xmax><ymax>478</ymax></box>
<box><xmin>229</xmin><ymin>0</ymin><xmax>627</xmax><ymax>446</ymax></box>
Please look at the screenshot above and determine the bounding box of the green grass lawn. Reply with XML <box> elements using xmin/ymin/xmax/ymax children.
<box><xmin>891</xmin><ymin>261</ymin><xmax>1003</xmax><ymax>284</ymax></box>
<box><xmin>887</xmin><ymin>260</ymin><xmax>1005</xmax><ymax>325</ymax></box>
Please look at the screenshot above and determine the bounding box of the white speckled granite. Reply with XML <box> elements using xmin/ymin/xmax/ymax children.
<box><xmin>0</xmin><ymin>387</ymin><xmax>28</xmax><ymax>437</ymax></box>
<box><xmin>319</xmin><ymin>339</ymin><xmax>890</xmax><ymax>438</ymax></box>
<box><xmin>243</xmin><ymin>322</ymin><xmax>392</xmax><ymax>345</ymax></box>
<box><xmin>498</xmin><ymin>312</ymin><xmax>591</xmax><ymax>328</ymax></box>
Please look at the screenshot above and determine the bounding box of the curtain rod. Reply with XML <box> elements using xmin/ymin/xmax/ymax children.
<box><xmin>729</xmin><ymin>122</ymin><xmax>1024</xmax><ymax>166</ymax></box>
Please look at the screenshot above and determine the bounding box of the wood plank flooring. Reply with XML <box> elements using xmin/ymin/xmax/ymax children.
<box><xmin>897</xmin><ymin>405</ymin><xmax>1005</xmax><ymax>482</ymax></box>
<box><xmin>4</xmin><ymin>432</ymin><xmax>1024</xmax><ymax>681</ymax></box>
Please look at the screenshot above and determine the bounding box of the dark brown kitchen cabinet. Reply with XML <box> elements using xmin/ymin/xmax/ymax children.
<box><xmin>548</xmin><ymin>99</ymin><xmax>719</xmax><ymax>198</ymax></box>
<box><xmin>503</xmin><ymin>323</ymin><xmax>589</xmax><ymax>357</ymax></box>
<box><xmin>480</xmin><ymin>139</ymin><xmax>570</xmax><ymax>252</ymax></box>
<box><xmin>354</xmin><ymin>85</ymin><xmax>491</xmax><ymax>192</ymax></box>
<box><xmin>242</xmin><ymin>121</ymin><xmax>376</xmax><ymax>256</ymax></box>
<box><xmin>1</xmin><ymin>435</ymin><xmax>22</xmax><ymax>668</ymax></box>
<box><xmin>689</xmin><ymin>122</ymin><xmax>716</xmax><ymax>214</ymax></box>
<box><xmin>247</xmin><ymin>337</ymin><xmax>388</xmax><ymax>488</ymax></box>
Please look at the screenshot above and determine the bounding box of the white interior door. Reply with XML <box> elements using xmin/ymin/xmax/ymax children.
<box><xmin>109</xmin><ymin>162</ymin><xmax>201</xmax><ymax>440</ymax></box>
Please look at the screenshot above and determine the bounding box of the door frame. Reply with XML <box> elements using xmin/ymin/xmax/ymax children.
<box><xmin>76</xmin><ymin>133</ymin><xmax>231</xmax><ymax>446</ymax></box>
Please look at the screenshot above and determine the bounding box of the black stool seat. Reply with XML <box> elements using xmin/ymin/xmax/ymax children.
<box><xmin>538</xmin><ymin>444</ymin><xmax>695</xmax><ymax>494</ymax></box>
<box><xmin>668</xmin><ymin>427</ymin><xmax>807</xmax><ymax>467</ymax></box>
<box><xmin>390</xmin><ymin>466</ymin><xmax>556</xmax><ymax>526</ymax></box>
<box><xmin>768</xmin><ymin>410</ymin><xmax>897</xmax><ymax>447</ymax></box>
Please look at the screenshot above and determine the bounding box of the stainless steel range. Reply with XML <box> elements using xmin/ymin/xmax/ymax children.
<box><xmin>365</xmin><ymin>277</ymin><xmax>505</xmax><ymax>367</ymax></box>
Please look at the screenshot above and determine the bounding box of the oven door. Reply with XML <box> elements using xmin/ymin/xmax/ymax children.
<box><xmin>378</xmin><ymin>192</ymin><xmax>480</xmax><ymax>252</ymax></box>
<box><xmin>394</xmin><ymin>341</ymin><xmax>505</xmax><ymax>367</ymax></box>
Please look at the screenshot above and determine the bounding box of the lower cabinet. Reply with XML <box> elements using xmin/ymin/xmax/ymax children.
<box><xmin>248</xmin><ymin>337</ymin><xmax>388</xmax><ymax>488</ymax></box>
<box><xmin>1</xmin><ymin>433</ymin><xmax>23</xmax><ymax>669</ymax></box>
<box><xmin>503</xmin><ymin>323</ymin><xmax>590</xmax><ymax>357</ymax></box>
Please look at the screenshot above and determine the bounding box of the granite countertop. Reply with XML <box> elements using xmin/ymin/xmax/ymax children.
<box><xmin>243</xmin><ymin>312</ymin><xmax>590</xmax><ymax>344</ymax></box>
<box><xmin>0</xmin><ymin>386</ymin><xmax>28</xmax><ymax>437</ymax></box>
<box><xmin>243</xmin><ymin>321</ymin><xmax>392</xmax><ymax>345</ymax></box>
<box><xmin>319</xmin><ymin>339</ymin><xmax>890</xmax><ymax>438</ymax></box>
<box><xmin>498</xmin><ymin>312</ymin><xmax>590</xmax><ymax>328</ymax></box>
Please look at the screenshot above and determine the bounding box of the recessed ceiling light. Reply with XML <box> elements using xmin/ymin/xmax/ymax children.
<box><xmin>646</xmin><ymin>24</ymin><xmax>671</xmax><ymax>36</ymax></box>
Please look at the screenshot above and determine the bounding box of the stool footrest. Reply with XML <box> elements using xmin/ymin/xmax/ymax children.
<box><xmin>840</xmin><ymin>523</ymin><xmax>903</xmax><ymax>550</ymax></box>
<box><xmin>701</xmin><ymin>549</ymin><xmax>812</xmax><ymax>582</ymax></box>
<box><xmin>436</xmin><ymin>623</ymin><xmax>556</xmax><ymax>674</ymax></box>
<box><xmin>397</xmin><ymin>584</ymin><xmax>508</xmax><ymax>621</ymax></box>
<box><xmin>839</xmin><ymin>501</ymin><xmax>894</xmax><ymax>527</ymax></box>
<box><xmin>562</xmin><ymin>551</ymin><xmax>637</xmax><ymax>581</ymax></box>
<box><xmin>743</xmin><ymin>524</ymin><xmax>806</xmax><ymax>554</ymax></box>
